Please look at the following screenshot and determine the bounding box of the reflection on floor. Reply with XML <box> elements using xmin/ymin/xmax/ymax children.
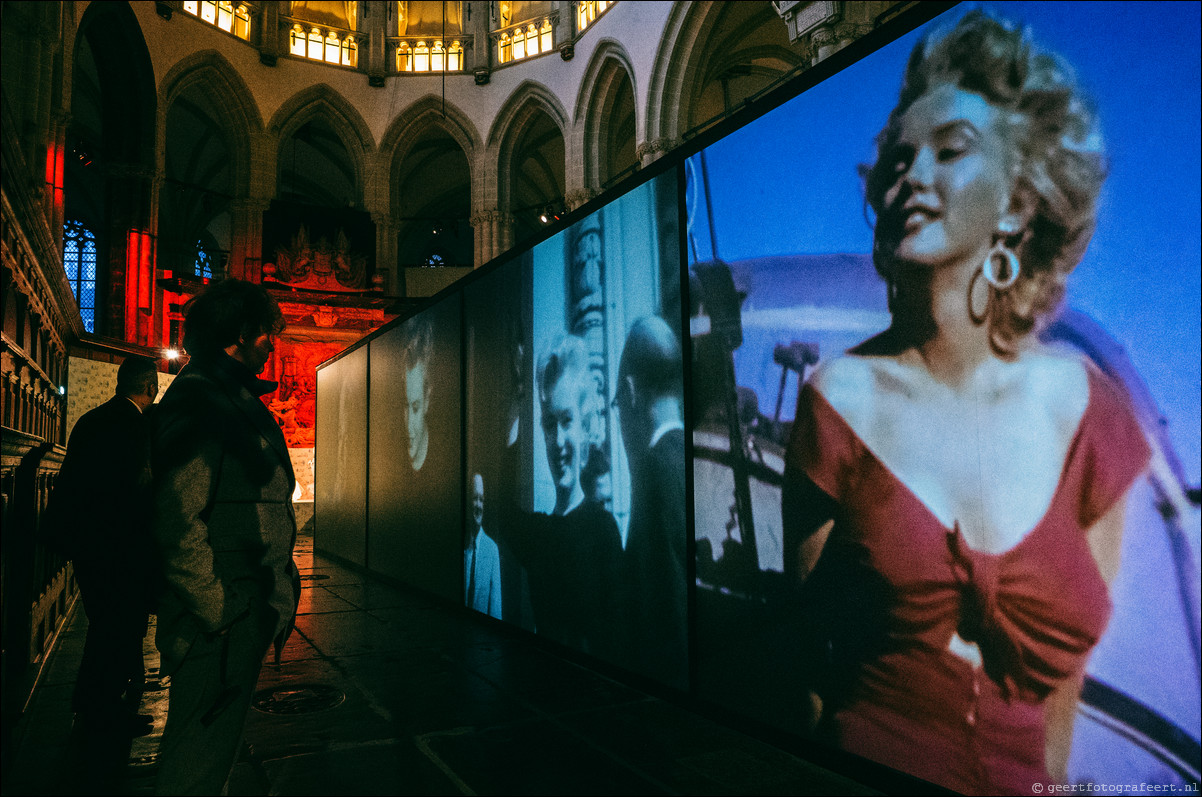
<box><xmin>2</xmin><ymin>529</ymin><xmax>879</xmax><ymax>796</ymax></box>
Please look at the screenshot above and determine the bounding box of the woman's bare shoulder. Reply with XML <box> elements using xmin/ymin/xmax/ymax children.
<box><xmin>1016</xmin><ymin>346</ymin><xmax>1091</xmax><ymax>436</ymax></box>
<box><xmin>807</xmin><ymin>354</ymin><xmax>891</xmax><ymax>430</ymax></box>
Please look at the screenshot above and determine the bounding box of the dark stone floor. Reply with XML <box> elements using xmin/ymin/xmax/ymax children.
<box><xmin>2</xmin><ymin>530</ymin><xmax>882</xmax><ymax>796</ymax></box>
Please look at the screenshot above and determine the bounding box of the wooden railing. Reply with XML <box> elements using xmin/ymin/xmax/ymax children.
<box><xmin>1</xmin><ymin>427</ymin><xmax>72</xmax><ymax>740</ymax></box>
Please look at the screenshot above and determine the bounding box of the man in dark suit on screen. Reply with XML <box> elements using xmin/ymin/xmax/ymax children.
<box><xmin>614</xmin><ymin>316</ymin><xmax>688</xmax><ymax>688</ymax></box>
<box><xmin>51</xmin><ymin>355</ymin><xmax>159</xmax><ymax>737</ymax></box>
<box><xmin>151</xmin><ymin>279</ymin><xmax>300</xmax><ymax>795</ymax></box>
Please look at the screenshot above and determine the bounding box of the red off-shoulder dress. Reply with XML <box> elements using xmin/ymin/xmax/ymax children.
<box><xmin>785</xmin><ymin>365</ymin><xmax>1150</xmax><ymax>795</ymax></box>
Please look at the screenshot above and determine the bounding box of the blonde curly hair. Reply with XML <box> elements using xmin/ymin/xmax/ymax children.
<box><xmin>864</xmin><ymin>10</ymin><xmax>1107</xmax><ymax>353</ymax></box>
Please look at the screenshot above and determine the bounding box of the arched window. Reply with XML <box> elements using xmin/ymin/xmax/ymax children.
<box><xmin>307</xmin><ymin>27</ymin><xmax>324</xmax><ymax>60</ymax></box>
<box><xmin>324</xmin><ymin>30</ymin><xmax>341</xmax><ymax>63</ymax></box>
<box><xmin>431</xmin><ymin>40</ymin><xmax>445</xmax><ymax>72</ymax></box>
<box><xmin>194</xmin><ymin>241</ymin><xmax>214</xmax><ymax>279</ymax></box>
<box><xmin>513</xmin><ymin>26</ymin><xmax>526</xmax><ymax>60</ymax></box>
<box><xmin>577</xmin><ymin>1</ymin><xmax>610</xmax><ymax>33</ymax></box>
<box><xmin>397</xmin><ymin>42</ymin><xmax>412</xmax><ymax>71</ymax></box>
<box><xmin>234</xmin><ymin>4</ymin><xmax>251</xmax><ymax>38</ymax></box>
<box><xmin>62</xmin><ymin>221</ymin><xmax>98</xmax><ymax>333</ymax></box>
<box><xmin>414</xmin><ymin>40</ymin><xmax>430</xmax><ymax>71</ymax></box>
<box><xmin>183</xmin><ymin>0</ymin><xmax>252</xmax><ymax>40</ymax></box>
<box><xmin>290</xmin><ymin>24</ymin><xmax>307</xmax><ymax>56</ymax></box>
<box><xmin>217</xmin><ymin>0</ymin><xmax>234</xmax><ymax>32</ymax></box>
<box><xmin>447</xmin><ymin>41</ymin><xmax>463</xmax><ymax>71</ymax></box>
<box><xmin>341</xmin><ymin>34</ymin><xmax>357</xmax><ymax>66</ymax></box>
<box><xmin>492</xmin><ymin>3</ymin><xmax>554</xmax><ymax>64</ymax></box>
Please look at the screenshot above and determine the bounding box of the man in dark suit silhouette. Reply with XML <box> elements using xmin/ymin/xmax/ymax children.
<box><xmin>53</xmin><ymin>355</ymin><xmax>159</xmax><ymax>735</ymax></box>
<box><xmin>614</xmin><ymin>316</ymin><xmax>688</xmax><ymax>688</ymax></box>
<box><xmin>151</xmin><ymin>279</ymin><xmax>300</xmax><ymax>795</ymax></box>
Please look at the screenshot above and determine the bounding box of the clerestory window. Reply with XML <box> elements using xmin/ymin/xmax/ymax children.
<box><xmin>494</xmin><ymin>2</ymin><xmax>553</xmax><ymax>64</ymax></box>
<box><xmin>183</xmin><ymin>1</ymin><xmax>253</xmax><ymax>40</ymax></box>
<box><xmin>576</xmin><ymin>1</ymin><xmax>611</xmax><ymax>34</ymax></box>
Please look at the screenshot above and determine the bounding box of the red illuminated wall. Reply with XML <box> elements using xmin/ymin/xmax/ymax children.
<box><xmin>264</xmin><ymin>339</ymin><xmax>347</xmax><ymax>448</ymax></box>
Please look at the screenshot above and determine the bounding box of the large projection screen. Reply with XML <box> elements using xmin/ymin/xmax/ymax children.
<box><xmin>315</xmin><ymin>344</ymin><xmax>368</xmax><ymax>566</ymax></box>
<box><xmin>465</xmin><ymin>170</ymin><xmax>687</xmax><ymax>688</ymax></box>
<box><xmin>686</xmin><ymin>2</ymin><xmax>1199</xmax><ymax>793</ymax></box>
<box><xmin>367</xmin><ymin>297</ymin><xmax>463</xmax><ymax>602</ymax></box>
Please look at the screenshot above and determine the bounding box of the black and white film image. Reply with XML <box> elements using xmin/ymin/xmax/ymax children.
<box><xmin>368</xmin><ymin>298</ymin><xmax>463</xmax><ymax>602</ymax></box>
<box><xmin>466</xmin><ymin>171</ymin><xmax>688</xmax><ymax>687</ymax></box>
<box><xmin>315</xmin><ymin>345</ymin><xmax>368</xmax><ymax>567</ymax></box>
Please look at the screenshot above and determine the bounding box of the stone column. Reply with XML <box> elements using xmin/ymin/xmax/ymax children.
<box><xmin>257</xmin><ymin>2</ymin><xmax>281</xmax><ymax>66</ymax></box>
<box><xmin>465</xmin><ymin>0</ymin><xmax>493</xmax><ymax>73</ymax></box>
<box><xmin>229</xmin><ymin>198</ymin><xmax>271</xmax><ymax>282</ymax></box>
<box><xmin>47</xmin><ymin>110</ymin><xmax>70</xmax><ymax>254</ymax></box>
<box><xmin>364</xmin><ymin>0</ymin><xmax>388</xmax><ymax>86</ymax></box>
<box><xmin>372</xmin><ymin>212</ymin><xmax>398</xmax><ymax>294</ymax></box>
<box><xmin>104</xmin><ymin>163</ymin><xmax>156</xmax><ymax>345</ymax></box>
<box><xmin>469</xmin><ymin>208</ymin><xmax>514</xmax><ymax>266</ymax></box>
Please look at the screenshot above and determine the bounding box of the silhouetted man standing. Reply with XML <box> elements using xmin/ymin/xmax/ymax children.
<box><xmin>151</xmin><ymin>279</ymin><xmax>300</xmax><ymax>795</ymax></box>
<box><xmin>52</xmin><ymin>355</ymin><xmax>159</xmax><ymax>736</ymax></box>
<box><xmin>614</xmin><ymin>316</ymin><xmax>687</xmax><ymax>688</ymax></box>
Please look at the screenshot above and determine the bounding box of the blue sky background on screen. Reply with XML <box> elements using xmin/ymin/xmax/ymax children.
<box><xmin>687</xmin><ymin>1</ymin><xmax>1201</xmax><ymax>485</ymax></box>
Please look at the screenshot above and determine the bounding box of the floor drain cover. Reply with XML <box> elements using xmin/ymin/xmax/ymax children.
<box><xmin>299</xmin><ymin>574</ymin><xmax>331</xmax><ymax>582</ymax></box>
<box><xmin>252</xmin><ymin>684</ymin><xmax>346</xmax><ymax>715</ymax></box>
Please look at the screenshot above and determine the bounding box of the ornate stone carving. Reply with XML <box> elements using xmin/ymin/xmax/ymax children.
<box><xmin>469</xmin><ymin>209</ymin><xmax>514</xmax><ymax>227</ymax></box>
<box><xmin>635</xmin><ymin>137</ymin><xmax>676</xmax><ymax>161</ymax></box>
<box><xmin>564</xmin><ymin>188</ymin><xmax>597</xmax><ymax>211</ymax></box>
<box><xmin>269</xmin><ymin>225</ymin><xmax>368</xmax><ymax>290</ymax></box>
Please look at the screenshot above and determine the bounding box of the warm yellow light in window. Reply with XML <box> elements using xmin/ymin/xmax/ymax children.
<box><xmin>578</xmin><ymin>1</ymin><xmax>610</xmax><ymax>33</ymax></box>
<box><xmin>217</xmin><ymin>0</ymin><xmax>233</xmax><ymax>31</ymax></box>
<box><xmin>200</xmin><ymin>0</ymin><xmax>217</xmax><ymax>24</ymax></box>
<box><xmin>324</xmin><ymin>30</ymin><xmax>340</xmax><ymax>64</ymax></box>
<box><xmin>184</xmin><ymin>0</ymin><xmax>199</xmax><ymax>14</ymax></box>
<box><xmin>448</xmin><ymin>41</ymin><xmax>462</xmax><ymax>71</ymax></box>
<box><xmin>290</xmin><ymin>24</ymin><xmax>306</xmax><ymax>55</ymax></box>
<box><xmin>234</xmin><ymin>5</ymin><xmax>251</xmax><ymax>39</ymax></box>
<box><xmin>513</xmin><ymin>27</ymin><xmax>525</xmax><ymax>60</ymax></box>
<box><xmin>307</xmin><ymin>28</ymin><xmax>323</xmax><ymax>60</ymax></box>
<box><xmin>397</xmin><ymin>43</ymin><xmax>412</xmax><ymax>71</ymax></box>
<box><xmin>431</xmin><ymin>40</ymin><xmax>445</xmax><ymax>72</ymax></box>
<box><xmin>415</xmin><ymin>41</ymin><xmax>430</xmax><ymax>71</ymax></box>
<box><xmin>539</xmin><ymin>19</ymin><xmax>552</xmax><ymax>53</ymax></box>
<box><xmin>499</xmin><ymin>33</ymin><xmax>511</xmax><ymax>63</ymax></box>
<box><xmin>341</xmin><ymin>35</ymin><xmax>357</xmax><ymax>67</ymax></box>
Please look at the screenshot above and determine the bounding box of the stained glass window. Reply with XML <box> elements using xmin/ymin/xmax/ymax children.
<box><xmin>63</xmin><ymin>221</ymin><xmax>97</xmax><ymax>333</ymax></box>
<box><xmin>194</xmin><ymin>241</ymin><xmax>214</xmax><ymax>279</ymax></box>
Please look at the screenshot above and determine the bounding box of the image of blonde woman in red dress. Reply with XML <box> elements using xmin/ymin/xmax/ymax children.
<box><xmin>782</xmin><ymin>12</ymin><xmax>1150</xmax><ymax>795</ymax></box>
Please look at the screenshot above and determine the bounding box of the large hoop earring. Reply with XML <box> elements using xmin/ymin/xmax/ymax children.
<box><xmin>982</xmin><ymin>241</ymin><xmax>1020</xmax><ymax>290</ymax></box>
<box><xmin>968</xmin><ymin>265</ymin><xmax>989</xmax><ymax>325</ymax></box>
